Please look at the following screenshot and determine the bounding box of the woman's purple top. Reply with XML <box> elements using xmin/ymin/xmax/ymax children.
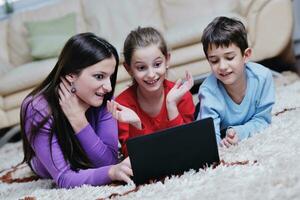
<box><xmin>22</xmin><ymin>95</ymin><xmax>118</xmax><ymax>188</ymax></box>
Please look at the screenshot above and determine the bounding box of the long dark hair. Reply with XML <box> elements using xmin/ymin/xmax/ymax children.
<box><xmin>20</xmin><ymin>32</ymin><xmax>119</xmax><ymax>170</ymax></box>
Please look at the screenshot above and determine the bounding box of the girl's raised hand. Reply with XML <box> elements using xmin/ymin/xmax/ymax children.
<box><xmin>166</xmin><ymin>71</ymin><xmax>194</xmax><ymax>105</ymax></box>
<box><xmin>107</xmin><ymin>100</ymin><xmax>142</xmax><ymax>129</ymax></box>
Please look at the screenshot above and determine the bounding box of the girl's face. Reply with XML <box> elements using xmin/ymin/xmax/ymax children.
<box><xmin>68</xmin><ymin>56</ymin><xmax>116</xmax><ymax>107</ymax></box>
<box><xmin>127</xmin><ymin>44</ymin><xmax>169</xmax><ymax>93</ymax></box>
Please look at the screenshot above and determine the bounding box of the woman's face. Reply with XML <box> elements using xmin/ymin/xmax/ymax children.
<box><xmin>128</xmin><ymin>44</ymin><xmax>169</xmax><ymax>93</ymax></box>
<box><xmin>70</xmin><ymin>56</ymin><xmax>116</xmax><ymax>107</ymax></box>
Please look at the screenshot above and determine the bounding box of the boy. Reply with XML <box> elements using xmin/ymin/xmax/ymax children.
<box><xmin>197</xmin><ymin>16</ymin><xmax>275</xmax><ymax>147</ymax></box>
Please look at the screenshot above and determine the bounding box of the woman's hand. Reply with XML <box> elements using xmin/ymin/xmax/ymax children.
<box><xmin>107</xmin><ymin>100</ymin><xmax>142</xmax><ymax>129</ymax></box>
<box><xmin>166</xmin><ymin>71</ymin><xmax>194</xmax><ymax>120</ymax></box>
<box><xmin>58</xmin><ymin>77</ymin><xmax>89</xmax><ymax>132</ymax></box>
<box><xmin>108</xmin><ymin>157</ymin><xmax>133</xmax><ymax>184</ymax></box>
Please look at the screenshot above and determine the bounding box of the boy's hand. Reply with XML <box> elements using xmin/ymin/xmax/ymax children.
<box><xmin>107</xmin><ymin>100</ymin><xmax>142</xmax><ymax>129</ymax></box>
<box><xmin>221</xmin><ymin>128</ymin><xmax>239</xmax><ymax>148</ymax></box>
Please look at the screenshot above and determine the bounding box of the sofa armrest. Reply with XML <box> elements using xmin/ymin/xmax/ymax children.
<box><xmin>0</xmin><ymin>58</ymin><xmax>56</xmax><ymax>96</ymax></box>
<box><xmin>244</xmin><ymin>0</ymin><xmax>293</xmax><ymax>61</ymax></box>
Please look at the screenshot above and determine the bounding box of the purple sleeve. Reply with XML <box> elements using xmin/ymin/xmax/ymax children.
<box><xmin>75</xmin><ymin>107</ymin><xmax>118</xmax><ymax>167</ymax></box>
<box><xmin>24</xmin><ymin>100</ymin><xmax>116</xmax><ymax>188</ymax></box>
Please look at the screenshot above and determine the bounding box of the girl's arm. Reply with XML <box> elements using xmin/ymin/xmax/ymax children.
<box><xmin>107</xmin><ymin>100</ymin><xmax>147</xmax><ymax>157</ymax></box>
<box><xmin>107</xmin><ymin>100</ymin><xmax>142</xmax><ymax>129</ymax></box>
<box><xmin>118</xmin><ymin>121</ymin><xmax>130</xmax><ymax>157</ymax></box>
<box><xmin>166</xmin><ymin>71</ymin><xmax>194</xmax><ymax>122</ymax></box>
<box><xmin>167</xmin><ymin>90</ymin><xmax>195</xmax><ymax>128</ymax></box>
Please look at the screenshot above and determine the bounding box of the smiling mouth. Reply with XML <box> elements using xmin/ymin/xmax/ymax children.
<box><xmin>144</xmin><ymin>78</ymin><xmax>160</xmax><ymax>85</ymax></box>
<box><xmin>220</xmin><ymin>72</ymin><xmax>232</xmax><ymax>77</ymax></box>
<box><xmin>95</xmin><ymin>92</ymin><xmax>105</xmax><ymax>97</ymax></box>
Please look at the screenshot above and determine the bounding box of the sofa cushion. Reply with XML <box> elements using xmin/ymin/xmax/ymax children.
<box><xmin>25</xmin><ymin>13</ymin><xmax>76</xmax><ymax>60</ymax></box>
<box><xmin>165</xmin><ymin>13</ymin><xmax>247</xmax><ymax>50</ymax></box>
<box><xmin>0</xmin><ymin>109</ymin><xmax>9</xmax><ymax>128</ymax></box>
<box><xmin>82</xmin><ymin>0</ymin><xmax>165</xmax><ymax>52</ymax></box>
<box><xmin>0</xmin><ymin>96</ymin><xmax>3</xmax><ymax>110</ymax></box>
<box><xmin>7</xmin><ymin>0</ymin><xmax>86</xmax><ymax>66</ymax></box>
<box><xmin>160</xmin><ymin>0</ymin><xmax>240</xmax><ymax>30</ymax></box>
<box><xmin>3</xmin><ymin>88</ymin><xmax>33</xmax><ymax>111</ymax></box>
<box><xmin>0</xmin><ymin>20</ymin><xmax>10</xmax><ymax>64</ymax></box>
<box><xmin>169</xmin><ymin>43</ymin><xmax>205</xmax><ymax>67</ymax></box>
<box><xmin>0</xmin><ymin>58</ymin><xmax>57</xmax><ymax>96</ymax></box>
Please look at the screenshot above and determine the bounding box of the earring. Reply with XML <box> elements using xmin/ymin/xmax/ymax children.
<box><xmin>70</xmin><ymin>82</ymin><xmax>76</xmax><ymax>93</ymax></box>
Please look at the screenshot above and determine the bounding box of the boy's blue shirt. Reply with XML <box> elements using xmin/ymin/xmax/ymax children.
<box><xmin>197</xmin><ymin>62</ymin><xmax>275</xmax><ymax>144</ymax></box>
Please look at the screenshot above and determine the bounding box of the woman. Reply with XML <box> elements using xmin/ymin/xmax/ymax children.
<box><xmin>20</xmin><ymin>33</ymin><xmax>132</xmax><ymax>188</ymax></box>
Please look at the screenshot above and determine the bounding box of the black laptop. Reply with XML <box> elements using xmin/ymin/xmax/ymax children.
<box><xmin>127</xmin><ymin>117</ymin><xmax>219</xmax><ymax>185</ymax></box>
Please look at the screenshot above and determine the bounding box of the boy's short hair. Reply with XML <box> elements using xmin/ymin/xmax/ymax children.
<box><xmin>201</xmin><ymin>16</ymin><xmax>248</xmax><ymax>57</ymax></box>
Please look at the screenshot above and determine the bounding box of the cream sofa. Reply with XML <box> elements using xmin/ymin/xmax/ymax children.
<box><xmin>0</xmin><ymin>0</ymin><xmax>294</xmax><ymax>129</ymax></box>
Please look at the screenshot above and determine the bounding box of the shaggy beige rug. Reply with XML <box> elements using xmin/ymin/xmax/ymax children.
<box><xmin>0</xmin><ymin>72</ymin><xmax>300</xmax><ymax>200</ymax></box>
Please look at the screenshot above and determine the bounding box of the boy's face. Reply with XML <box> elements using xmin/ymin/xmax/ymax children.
<box><xmin>206</xmin><ymin>43</ymin><xmax>251</xmax><ymax>86</ymax></box>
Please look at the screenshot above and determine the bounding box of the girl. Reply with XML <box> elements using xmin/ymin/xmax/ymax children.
<box><xmin>107</xmin><ymin>27</ymin><xmax>195</xmax><ymax>156</ymax></box>
<box><xmin>20</xmin><ymin>33</ymin><xmax>132</xmax><ymax>188</ymax></box>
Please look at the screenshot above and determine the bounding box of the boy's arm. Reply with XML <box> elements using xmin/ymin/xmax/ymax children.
<box><xmin>230</xmin><ymin>72</ymin><xmax>275</xmax><ymax>140</ymax></box>
<box><xmin>197</xmin><ymin>87</ymin><xmax>224</xmax><ymax>145</ymax></box>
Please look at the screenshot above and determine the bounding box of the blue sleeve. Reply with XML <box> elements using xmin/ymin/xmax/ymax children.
<box><xmin>231</xmin><ymin>71</ymin><xmax>275</xmax><ymax>140</ymax></box>
<box><xmin>75</xmin><ymin>107</ymin><xmax>118</xmax><ymax>167</ymax></box>
<box><xmin>197</xmin><ymin>87</ymin><xmax>224</xmax><ymax>145</ymax></box>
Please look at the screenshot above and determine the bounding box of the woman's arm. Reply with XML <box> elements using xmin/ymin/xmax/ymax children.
<box><xmin>25</xmin><ymin>110</ymin><xmax>114</xmax><ymax>188</ymax></box>
<box><xmin>75</xmin><ymin>107</ymin><xmax>118</xmax><ymax>167</ymax></box>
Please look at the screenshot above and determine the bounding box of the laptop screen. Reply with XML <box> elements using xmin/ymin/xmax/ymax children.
<box><xmin>127</xmin><ymin>117</ymin><xmax>219</xmax><ymax>185</ymax></box>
